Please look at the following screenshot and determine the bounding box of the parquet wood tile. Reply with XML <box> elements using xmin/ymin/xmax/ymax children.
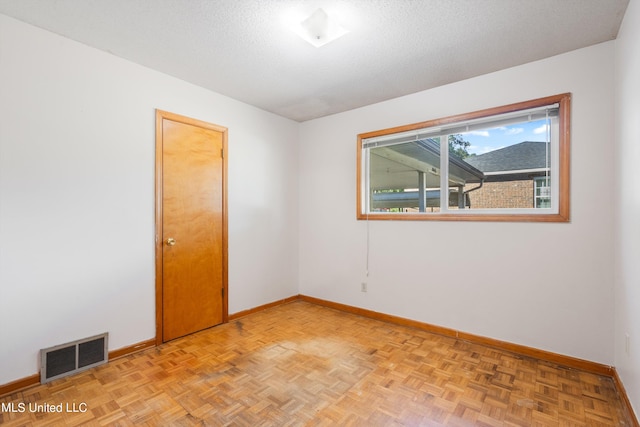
<box><xmin>0</xmin><ymin>301</ymin><xmax>635</xmax><ymax>426</ymax></box>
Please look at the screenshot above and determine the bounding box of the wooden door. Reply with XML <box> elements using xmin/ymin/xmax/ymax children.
<box><xmin>155</xmin><ymin>110</ymin><xmax>228</xmax><ymax>343</ymax></box>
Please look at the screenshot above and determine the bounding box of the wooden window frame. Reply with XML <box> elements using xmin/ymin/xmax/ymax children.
<box><xmin>356</xmin><ymin>93</ymin><xmax>571</xmax><ymax>222</ymax></box>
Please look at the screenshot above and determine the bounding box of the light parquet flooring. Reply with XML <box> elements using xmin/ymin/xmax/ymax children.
<box><xmin>0</xmin><ymin>301</ymin><xmax>635</xmax><ymax>426</ymax></box>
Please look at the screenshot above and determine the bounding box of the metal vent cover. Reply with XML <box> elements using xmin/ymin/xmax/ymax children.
<box><xmin>40</xmin><ymin>333</ymin><xmax>108</xmax><ymax>383</ymax></box>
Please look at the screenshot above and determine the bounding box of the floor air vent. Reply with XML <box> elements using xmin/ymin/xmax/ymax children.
<box><xmin>40</xmin><ymin>332</ymin><xmax>108</xmax><ymax>383</ymax></box>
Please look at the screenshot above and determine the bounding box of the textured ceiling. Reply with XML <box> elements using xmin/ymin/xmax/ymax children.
<box><xmin>0</xmin><ymin>0</ymin><xmax>629</xmax><ymax>122</ymax></box>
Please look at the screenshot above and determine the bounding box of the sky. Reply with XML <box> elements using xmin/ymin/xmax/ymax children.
<box><xmin>461</xmin><ymin>119</ymin><xmax>549</xmax><ymax>155</ymax></box>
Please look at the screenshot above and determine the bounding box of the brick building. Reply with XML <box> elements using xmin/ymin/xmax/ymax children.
<box><xmin>463</xmin><ymin>141</ymin><xmax>550</xmax><ymax>209</ymax></box>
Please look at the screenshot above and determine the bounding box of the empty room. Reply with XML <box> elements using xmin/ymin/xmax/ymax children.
<box><xmin>0</xmin><ymin>0</ymin><xmax>639</xmax><ymax>425</ymax></box>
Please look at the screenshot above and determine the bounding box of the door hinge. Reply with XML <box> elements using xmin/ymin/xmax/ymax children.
<box><xmin>221</xmin><ymin>287</ymin><xmax>225</xmax><ymax>297</ymax></box>
<box><xmin>221</xmin><ymin>148</ymin><xmax>224</xmax><ymax>158</ymax></box>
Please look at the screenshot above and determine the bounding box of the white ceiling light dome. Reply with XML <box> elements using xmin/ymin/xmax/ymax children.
<box><xmin>293</xmin><ymin>7</ymin><xmax>349</xmax><ymax>48</ymax></box>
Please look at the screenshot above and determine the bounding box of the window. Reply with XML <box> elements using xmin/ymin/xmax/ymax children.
<box><xmin>357</xmin><ymin>93</ymin><xmax>570</xmax><ymax>221</ymax></box>
<box><xmin>534</xmin><ymin>177</ymin><xmax>551</xmax><ymax>208</ymax></box>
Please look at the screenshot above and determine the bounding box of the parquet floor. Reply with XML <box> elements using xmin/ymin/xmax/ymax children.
<box><xmin>0</xmin><ymin>301</ymin><xmax>635</xmax><ymax>426</ymax></box>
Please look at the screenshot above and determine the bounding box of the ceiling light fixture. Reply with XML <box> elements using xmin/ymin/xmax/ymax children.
<box><xmin>293</xmin><ymin>8</ymin><xmax>349</xmax><ymax>48</ymax></box>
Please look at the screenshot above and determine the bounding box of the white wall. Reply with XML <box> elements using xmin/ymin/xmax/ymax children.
<box><xmin>0</xmin><ymin>15</ymin><xmax>299</xmax><ymax>385</ymax></box>
<box><xmin>614</xmin><ymin>0</ymin><xmax>640</xmax><ymax>414</ymax></box>
<box><xmin>299</xmin><ymin>42</ymin><xmax>616</xmax><ymax>365</ymax></box>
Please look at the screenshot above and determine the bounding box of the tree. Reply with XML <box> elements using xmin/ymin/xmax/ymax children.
<box><xmin>448</xmin><ymin>134</ymin><xmax>471</xmax><ymax>159</ymax></box>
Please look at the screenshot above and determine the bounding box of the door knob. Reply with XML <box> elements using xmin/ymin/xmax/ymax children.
<box><xmin>166</xmin><ymin>237</ymin><xmax>176</xmax><ymax>246</ymax></box>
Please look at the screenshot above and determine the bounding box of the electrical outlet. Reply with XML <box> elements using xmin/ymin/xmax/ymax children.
<box><xmin>625</xmin><ymin>333</ymin><xmax>630</xmax><ymax>355</ymax></box>
<box><xmin>361</xmin><ymin>282</ymin><xmax>367</xmax><ymax>292</ymax></box>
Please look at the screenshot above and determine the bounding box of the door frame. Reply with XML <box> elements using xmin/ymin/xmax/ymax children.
<box><xmin>155</xmin><ymin>109</ymin><xmax>228</xmax><ymax>345</ymax></box>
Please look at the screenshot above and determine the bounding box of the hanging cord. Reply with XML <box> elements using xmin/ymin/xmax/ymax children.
<box><xmin>545</xmin><ymin>109</ymin><xmax>550</xmax><ymax>181</ymax></box>
<box><xmin>364</xmin><ymin>148</ymin><xmax>371</xmax><ymax>278</ymax></box>
<box><xmin>543</xmin><ymin>109</ymin><xmax>551</xmax><ymax>208</ymax></box>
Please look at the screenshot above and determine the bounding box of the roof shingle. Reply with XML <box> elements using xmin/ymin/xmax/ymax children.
<box><xmin>464</xmin><ymin>141</ymin><xmax>549</xmax><ymax>173</ymax></box>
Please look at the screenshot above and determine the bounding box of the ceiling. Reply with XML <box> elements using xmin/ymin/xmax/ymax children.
<box><xmin>0</xmin><ymin>0</ymin><xmax>629</xmax><ymax>122</ymax></box>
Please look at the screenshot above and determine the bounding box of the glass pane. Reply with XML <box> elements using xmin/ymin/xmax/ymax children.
<box><xmin>369</xmin><ymin>137</ymin><xmax>441</xmax><ymax>213</ymax></box>
<box><xmin>452</xmin><ymin>118</ymin><xmax>553</xmax><ymax>210</ymax></box>
<box><xmin>448</xmin><ymin>134</ymin><xmax>481</xmax><ymax>210</ymax></box>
